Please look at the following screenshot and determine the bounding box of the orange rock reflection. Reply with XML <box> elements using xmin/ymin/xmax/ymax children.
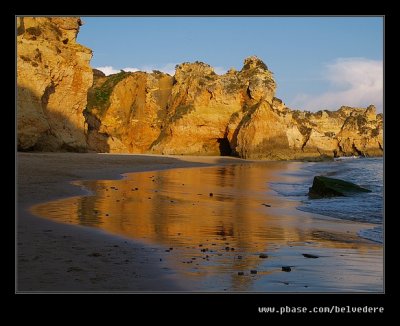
<box><xmin>32</xmin><ymin>163</ymin><xmax>382</xmax><ymax>291</ymax></box>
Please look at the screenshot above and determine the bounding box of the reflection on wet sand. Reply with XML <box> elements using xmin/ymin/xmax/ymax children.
<box><xmin>32</xmin><ymin>163</ymin><xmax>383</xmax><ymax>291</ymax></box>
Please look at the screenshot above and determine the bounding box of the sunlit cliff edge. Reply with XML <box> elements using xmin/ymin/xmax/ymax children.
<box><xmin>17</xmin><ymin>17</ymin><xmax>93</xmax><ymax>151</ymax></box>
<box><xmin>17</xmin><ymin>17</ymin><xmax>383</xmax><ymax>160</ymax></box>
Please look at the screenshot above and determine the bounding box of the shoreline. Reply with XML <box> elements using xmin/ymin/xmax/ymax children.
<box><xmin>17</xmin><ymin>153</ymin><xmax>252</xmax><ymax>291</ymax></box>
<box><xmin>17</xmin><ymin>152</ymin><xmax>382</xmax><ymax>292</ymax></box>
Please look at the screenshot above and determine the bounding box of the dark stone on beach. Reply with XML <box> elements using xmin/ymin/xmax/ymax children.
<box><xmin>230</xmin><ymin>248</ymin><xmax>235</xmax><ymax>251</ymax></box>
<box><xmin>282</xmin><ymin>266</ymin><xmax>291</xmax><ymax>272</ymax></box>
<box><xmin>160</xmin><ymin>258</ymin><xmax>162</xmax><ymax>261</ymax></box>
<box><xmin>135</xmin><ymin>187</ymin><xmax>139</xmax><ymax>190</ymax></box>
<box><xmin>238</xmin><ymin>271</ymin><xmax>244</xmax><ymax>276</ymax></box>
<box><xmin>105</xmin><ymin>214</ymin><xmax>109</xmax><ymax>216</ymax></box>
<box><xmin>169</xmin><ymin>247</ymin><xmax>173</xmax><ymax>250</ymax></box>
<box><xmin>302</xmin><ymin>253</ymin><xmax>319</xmax><ymax>259</ymax></box>
<box><xmin>237</xmin><ymin>255</ymin><xmax>243</xmax><ymax>259</ymax></box>
<box><xmin>308</xmin><ymin>176</ymin><xmax>371</xmax><ymax>199</ymax></box>
<box><xmin>165</xmin><ymin>249</ymin><xmax>170</xmax><ymax>252</ymax></box>
<box><xmin>209</xmin><ymin>192</ymin><xmax>213</xmax><ymax>197</ymax></box>
<box><xmin>262</xmin><ymin>203</ymin><xmax>271</xmax><ymax>207</ymax></box>
<box><xmin>250</xmin><ymin>270</ymin><xmax>257</xmax><ymax>274</ymax></box>
<box><xmin>225</xmin><ymin>247</ymin><xmax>230</xmax><ymax>251</ymax></box>
<box><xmin>259</xmin><ymin>253</ymin><xmax>268</xmax><ymax>258</ymax></box>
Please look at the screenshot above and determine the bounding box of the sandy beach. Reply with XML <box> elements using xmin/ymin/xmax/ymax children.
<box><xmin>17</xmin><ymin>152</ymin><xmax>383</xmax><ymax>292</ymax></box>
<box><xmin>17</xmin><ymin>153</ymin><xmax>250</xmax><ymax>291</ymax></box>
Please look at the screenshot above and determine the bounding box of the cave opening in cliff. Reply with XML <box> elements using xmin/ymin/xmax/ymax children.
<box><xmin>217</xmin><ymin>137</ymin><xmax>232</xmax><ymax>156</ymax></box>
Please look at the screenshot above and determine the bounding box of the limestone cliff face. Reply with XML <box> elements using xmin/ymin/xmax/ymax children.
<box><xmin>235</xmin><ymin>103</ymin><xmax>383</xmax><ymax>159</ymax></box>
<box><xmin>86</xmin><ymin>56</ymin><xmax>383</xmax><ymax>159</ymax></box>
<box><xmin>17</xmin><ymin>17</ymin><xmax>93</xmax><ymax>151</ymax></box>
<box><xmin>86</xmin><ymin>70</ymin><xmax>173</xmax><ymax>153</ymax></box>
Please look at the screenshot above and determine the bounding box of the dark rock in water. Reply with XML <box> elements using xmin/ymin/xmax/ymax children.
<box><xmin>250</xmin><ymin>270</ymin><xmax>257</xmax><ymax>274</ymax></box>
<box><xmin>238</xmin><ymin>271</ymin><xmax>244</xmax><ymax>276</ymax></box>
<box><xmin>282</xmin><ymin>266</ymin><xmax>291</xmax><ymax>272</ymax></box>
<box><xmin>308</xmin><ymin>176</ymin><xmax>371</xmax><ymax>199</ymax></box>
<box><xmin>302</xmin><ymin>253</ymin><xmax>319</xmax><ymax>259</ymax></box>
<box><xmin>259</xmin><ymin>253</ymin><xmax>268</xmax><ymax>259</ymax></box>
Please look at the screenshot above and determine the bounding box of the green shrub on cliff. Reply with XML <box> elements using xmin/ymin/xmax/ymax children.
<box><xmin>87</xmin><ymin>71</ymin><xmax>130</xmax><ymax>116</ymax></box>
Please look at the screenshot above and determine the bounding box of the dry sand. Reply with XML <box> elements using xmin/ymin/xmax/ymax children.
<box><xmin>17</xmin><ymin>152</ymin><xmax>383</xmax><ymax>292</ymax></box>
<box><xmin>17</xmin><ymin>152</ymin><xmax>249</xmax><ymax>291</ymax></box>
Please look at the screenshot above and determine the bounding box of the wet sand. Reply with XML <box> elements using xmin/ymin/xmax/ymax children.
<box><xmin>17</xmin><ymin>153</ymin><xmax>383</xmax><ymax>292</ymax></box>
<box><xmin>17</xmin><ymin>152</ymin><xmax>250</xmax><ymax>291</ymax></box>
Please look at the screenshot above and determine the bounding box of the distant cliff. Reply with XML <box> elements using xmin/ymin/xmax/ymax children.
<box><xmin>16</xmin><ymin>16</ymin><xmax>382</xmax><ymax>159</ymax></box>
<box><xmin>85</xmin><ymin>56</ymin><xmax>383</xmax><ymax>159</ymax></box>
<box><xmin>17</xmin><ymin>17</ymin><xmax>93</xmax><ymax>151</ymax></box>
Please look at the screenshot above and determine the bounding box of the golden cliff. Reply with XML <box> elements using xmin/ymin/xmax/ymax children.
<box><xmin>16</xmin><ymin>17</ymin><xmax>382</xmax><ymax>159</ymax></box>
<box><xmin>17</xmin><ymin>17</ymin><xmax>93</xmax><ymax>151</ymax></box>
<box><xmin>86</xmin><ymin>56</ymin><xmax>383</xmax><ymax>159</ymax></box>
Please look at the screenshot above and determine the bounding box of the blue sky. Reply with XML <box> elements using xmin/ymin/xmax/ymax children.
<box><xmin>77</xmin><ymin>16</ymin><xmax>383</xmax><ymax>112</ymax></box>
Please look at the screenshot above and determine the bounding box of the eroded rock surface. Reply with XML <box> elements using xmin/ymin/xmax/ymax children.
<box><xmin>17</xmin><ymin>17</ymin><xmax>93</xmax><ymax>151</ymax></box>
<box><xmin>86</xmin><ymin>56</ymin><xmax>383</xmax><ymax>159</ymax></box>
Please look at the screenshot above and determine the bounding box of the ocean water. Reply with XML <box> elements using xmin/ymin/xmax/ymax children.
<box><xmin>31</xmin><ymin>160</ymin><xmax>383</xmax><ymax>291</ymax></box>
<box><xmin>270</xmin><ymin>157</ymin><xmax>383</xmax><ymax>243</ymax></box>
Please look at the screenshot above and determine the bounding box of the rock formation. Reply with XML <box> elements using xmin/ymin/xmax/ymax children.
<box><xmin>17</xmin><ymin>17</ymin><xmax>93</xmax><ymax>151</ymax></box>
<box><xmin>308</xmin><ymin>176</ymin><xmax>371</xmax><ymax>199</ymax></box>
<box><xmin>86</xmin><ymin>56</ymin><xmax>383</xmax><ymax>159</ymax></box>
<box><xmin>16</xmin><ymin>16</ymin><xmax>382</xmax><ymax>159</ymax></box>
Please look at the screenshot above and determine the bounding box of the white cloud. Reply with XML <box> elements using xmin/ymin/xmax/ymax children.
<box><xmin>140</xmin><ymin>63</ymin><xmax>177</xmax><ymax>76</ymax></box>
<box><xmin>95</xmin><ymin>63</ymin><xmax>227</xmax><ymax>77</ymax></box>
<box><xmin>95</xmin><ymin>66</ymin><xmax>120</xmax><ymax>75</ymax></box>
<box><xmin>122</xmin><ymin>67</ymin><xmax>140</xmax><ymax>73</ymax></box>
<box><xmin>214</xmin><ymin>66</ymin><xmax>227</xmax><ymax>75</ymax></box>
<box><xmin>290</xmin><ymin>58</ymin><xmax>383</xmax><ymax>112</ymax></box>
<box><xmin>95</xmin><ymin>66</ymin><xmax>139</xmax><ymax>75</ymax></box>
